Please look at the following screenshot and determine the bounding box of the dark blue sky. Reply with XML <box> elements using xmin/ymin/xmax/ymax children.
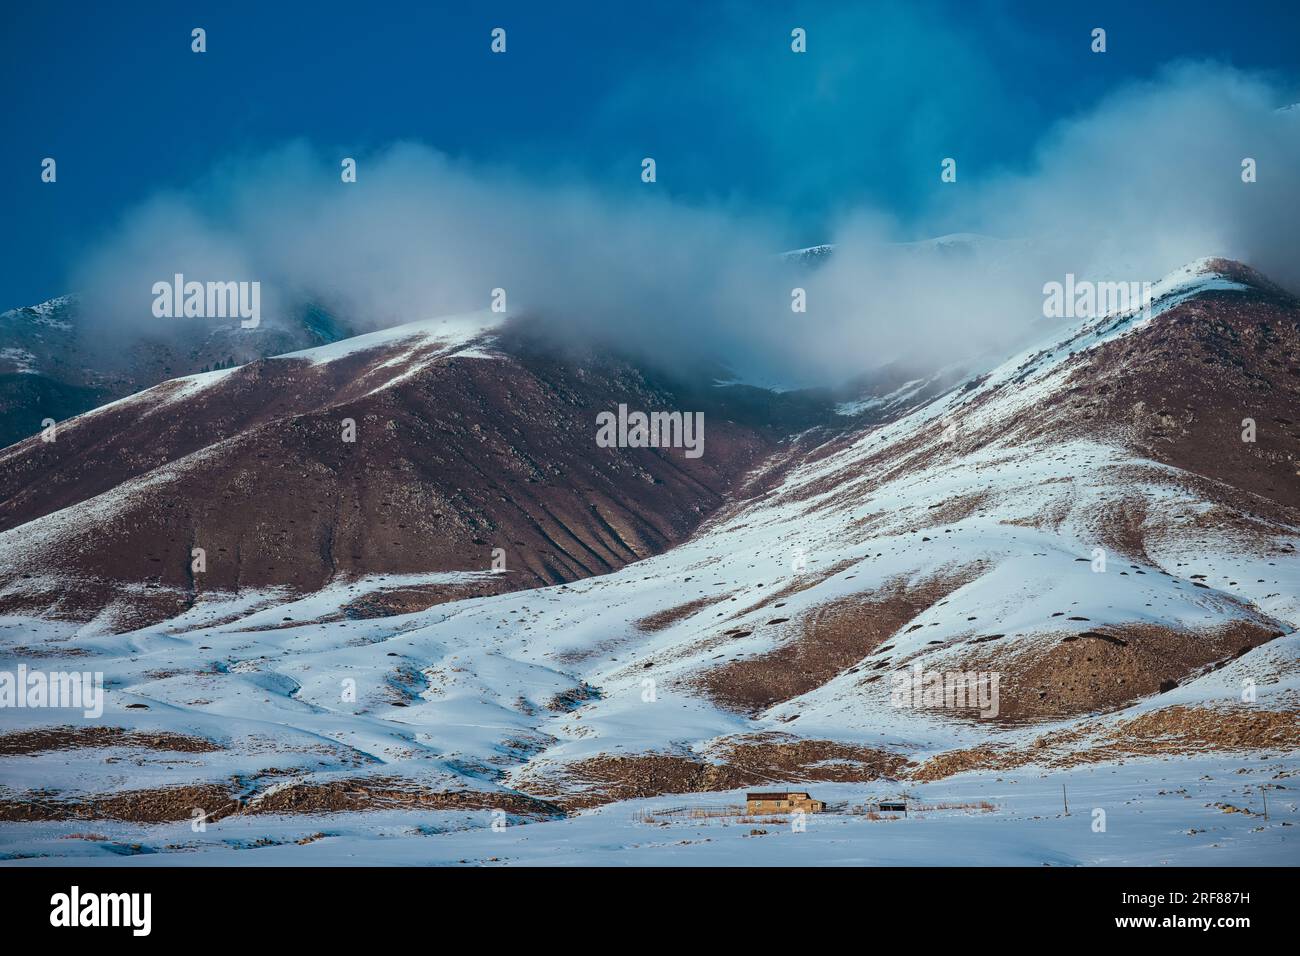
<box><xmin>3</xmin><ymin>0</ymin><xmax>1299</xmax><ymax>307</ymax></box>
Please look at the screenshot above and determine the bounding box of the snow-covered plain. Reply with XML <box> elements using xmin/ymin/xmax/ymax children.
<box><xmin>2</xmin><ymin>757</ymin><xmax>1293</xmax><ymax>866</ymax></box>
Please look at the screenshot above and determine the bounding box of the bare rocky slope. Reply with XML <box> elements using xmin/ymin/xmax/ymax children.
<box><xmin>0</xmin><ymin>314</ymin><xmax>832</xmax><ymax>629</ymax></box>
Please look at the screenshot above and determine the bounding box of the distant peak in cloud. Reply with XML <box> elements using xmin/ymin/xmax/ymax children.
<box><xmin>68</xmin><ymin>63</ymin><xmax>1300</xmax><ymax>386</ymax></box>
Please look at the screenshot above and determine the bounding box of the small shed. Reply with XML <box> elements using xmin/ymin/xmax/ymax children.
<box><xmin>745</xmin><ymin>791</ymin><xmax>825</xmax><ymax>815</ymax></box>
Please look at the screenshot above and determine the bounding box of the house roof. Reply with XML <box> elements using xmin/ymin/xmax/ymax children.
<box><xmin>746</xmin><ymin>792</ymin><xmax>809</xmax><ymax>801</ymax></box>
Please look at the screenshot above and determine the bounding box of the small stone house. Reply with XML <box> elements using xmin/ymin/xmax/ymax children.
<box><xmin>745</xmin><ymin>791</ymin><xmax>825</xmax><ymax>815</ymax></box>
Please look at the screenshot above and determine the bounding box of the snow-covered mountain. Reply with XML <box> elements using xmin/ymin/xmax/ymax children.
<box><xmin>1</xmin><ymin>257</ymin><xmax>1297</xmax><ymax>864</ymax></box>
<box><xmin>0</xmin><ymin>296</ymin><xmax>356</xmax><ymax>448</ymax></box>
<box><xmin>0</xmin><ymin>308</ymin><xmax>835</xmax><ymax>630</ymax></box>
<box><xmin>781</xmin><ymin>232</ymin><xmax>1035</xmax><ymax>264</ymax></box>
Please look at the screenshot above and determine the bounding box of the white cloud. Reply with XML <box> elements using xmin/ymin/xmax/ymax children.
<box><xmin>72</xmin><ymin>63</ymin><xmax>1300</xmax><ymax>386</ymax></box>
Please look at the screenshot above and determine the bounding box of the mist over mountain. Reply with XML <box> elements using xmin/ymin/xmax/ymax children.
<box><xmin>61</xmin><ymin>63</ymin><xmax>1300</xmax><ymax>387</ymax></box>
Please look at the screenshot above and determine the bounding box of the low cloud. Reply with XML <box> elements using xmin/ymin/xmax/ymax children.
<box><xmin>71</xmin><ymin>62</ymin><xmax>1299</xmax><ymax>386</ymax></box>
<box><xmin>957</xmin><ymin>62</ymin><xmax>1300</xmax><ymax>289</ymax></box>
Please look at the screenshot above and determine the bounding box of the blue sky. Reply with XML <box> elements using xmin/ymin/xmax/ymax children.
<box><xmin>2</xmin><ymin>0</ymin><xmax>1299</xmax><ymax>307</ymax></box>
